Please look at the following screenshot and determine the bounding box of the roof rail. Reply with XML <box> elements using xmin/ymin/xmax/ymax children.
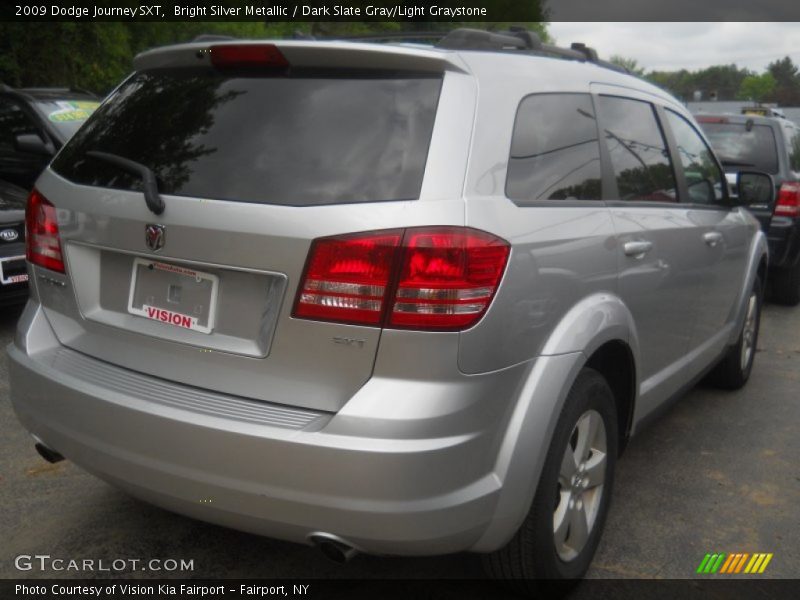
<box><xmin>191</xmin><ymin>34</ymin><xmax>236</xmax><ymax>43</ymax></box>
<box><xmin>435</xmin><ymin>27</ymin><xmax>628</xmax><ymax>74</ymax></box>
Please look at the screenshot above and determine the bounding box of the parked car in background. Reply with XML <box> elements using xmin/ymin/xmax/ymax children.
<box><xmin>8</xmin><ymin>29</ymin><xmax>774</xmax><ymax>590</ymax></box>
<box><xmin>697</xmin><ymin>111</ymin><xmax>800</xmax><ymax>304</ymax></box>
<box><xmin>0</xmin><ymin>86</ymin><xmax>100</xmax><ymax>305</ymax></box>
<box><xmin>0</xmin><ymin>86</ymin><xmax>100</xmax><ymax>189</ymax></box>
<box><xmin>0</xmin><ymin>178</ymin><xmax>28</xmax><ymax>305</ymax></box>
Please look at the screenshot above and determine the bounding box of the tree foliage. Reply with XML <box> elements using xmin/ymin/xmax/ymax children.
<box><xmin>647</xmin><ymin>64</ymin><xmax>751</xmax><ymax>102</ymax></box>
<box><xmin>609</xmin><ymin>55</ymin><xmax>645</xmax><ymax>77</ymax></box>
<box><xmin>737</xmin><ymin>73</ymin><xmax>777</xmax><ymax>103</ymax></box>
<box><xmin>0</xmin><ymin>19</ymin><xmax>548</xmax><ymax>95</ymax></box>
<box><xmin>646</xmin><ymin>57</ymin><xmax>800</xmax><ymax>105</ymax></box>
<box><xmin>767</xmin><ymin>56</ymin><xmax>800</xmax><ymax>106</ymax></box>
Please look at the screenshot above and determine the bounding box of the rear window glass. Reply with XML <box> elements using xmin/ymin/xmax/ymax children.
<box><xmin>52</xmin><ymin>69</ymin><xmax>442</xmax><ymax>206</ymax></box>
<box><xmin>34</xmin><ymin>99</ymin><xmax>100</xmax><ymax>139</ymax></box>
<box><xmin>506</xmin><ymin>93</ymin><xmax>602</xmax><ymax>202</ymax></box>
<box><xmin>789</xmin><ymin>128</ymin><xmax>800</xmax><ymax>172</ymax></box>
<box><xmin>697</xmin><ymin>121</ymin><xmax>779</xmax><ymax>174</ymax></box>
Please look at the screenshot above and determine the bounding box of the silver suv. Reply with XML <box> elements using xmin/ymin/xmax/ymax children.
<box><xmin>8</xmin><ymin>29</ymin><xmax>773</xmax><ymax>586</ymax></box>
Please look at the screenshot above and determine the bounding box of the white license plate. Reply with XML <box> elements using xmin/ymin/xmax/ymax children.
<box><xmin>127</xmin><ymin>258</ymin><xmax>219</xmax><ymax>334</ymax></box>
<box><xmin>0</xmin><ymin>255</ymin><xmax>28</xmax><ymax>285</ymax></box>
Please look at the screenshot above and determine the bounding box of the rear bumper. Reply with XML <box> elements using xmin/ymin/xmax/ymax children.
<box><xmin>8</xmin><ymin>302</ymin><xmax>547</xmax><ymax>556</ymax></box>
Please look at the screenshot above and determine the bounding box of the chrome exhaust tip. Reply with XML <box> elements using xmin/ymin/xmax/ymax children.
<box><xmin>32</xmin><ymin>435</ymin><xmax>65</xmax><ymax>464</ymax></box>
<box><xmin>309</xmin><ymin>533</ymin><xmax>359</xmax><ymax>563</ymax></box>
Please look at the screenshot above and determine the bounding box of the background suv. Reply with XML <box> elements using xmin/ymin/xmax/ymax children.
<box><xmin>697</xmin><ymin>111</ymin><xmax>800</xmax><ymax>304</ymax></box>
<box><xmin>0</xmin><ymin>86</ymin><xmax>99</xmax><ymax>304</ymax></box>
<box><xmin>8</xmin><ymin>29</ymin><xmax>772</xmax><ymax>589</ymax></box>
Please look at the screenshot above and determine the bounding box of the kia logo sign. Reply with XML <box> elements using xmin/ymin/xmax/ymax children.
<box><xmin>0</xmin><ymin>228</ymin><xmax>19</xmax><ymax>242</ymax></box>
<box><xmin>145</xmin><ymin>224</ymin><xmax>165</xmax><ymax>252</ymax></box>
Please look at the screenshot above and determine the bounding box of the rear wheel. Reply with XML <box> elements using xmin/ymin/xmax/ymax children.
<box><xmin>483</xmin><ymin>368</ymin><xmax>618</xmax><ymax>593</ymax></box>
<box><xmin>771</xmin><ymin>264</ymin><xmax>800</xmax><ymax>306</ymax></box>
<box><xmin>707</xmin><ymin>276</ymin><xmax>762</xmax><ymax>389</ymax></box>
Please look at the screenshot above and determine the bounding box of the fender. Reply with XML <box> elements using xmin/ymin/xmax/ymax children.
<box><xmin>726</xmin><ymin>224</ymin><xmax>768</xmax><ymax>346</ymax></box>
<box><xmin>471</xmin><ymin>293</ymin><xmax>638</xmax><ymax>552</ymax></box>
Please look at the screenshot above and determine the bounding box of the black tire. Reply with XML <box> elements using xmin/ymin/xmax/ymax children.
<box><xmin>770</xmin><ymin>264</ymin><xmax>800</xmax><ymax>306</ymax></box>
<box><xmin>483</xmin><ymin>368</ymin><xmax>618</xmax><ymax>596</ymax></box>
<box><xmin>707</xmin><ymin>276</ymin><xmax>762</xmax><ymax>390</ymax></box>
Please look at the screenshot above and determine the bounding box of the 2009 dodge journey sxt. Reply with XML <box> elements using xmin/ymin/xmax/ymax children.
<box><xmin>9</xmin><ymin>29</ymin><xmax>774</xmax><ymax>588</ymax></box>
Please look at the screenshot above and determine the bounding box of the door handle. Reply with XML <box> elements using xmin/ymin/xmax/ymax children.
<box><xmin>704</xmin><ymin>231</ymin><xmax>723</xmax><ymax>247</ymax></box>
<box><xmin>623</xmin><ymin>240</ymin><xmax>653</xmax><ymax>258</ymax></box>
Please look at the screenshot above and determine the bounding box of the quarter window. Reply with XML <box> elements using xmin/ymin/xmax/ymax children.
<box><xmin>665</xmin><ymin>110</ymin><xmax>726</xmax><ymax>205</ymax></box>
<box><xmin>596</xmin><ymin>96</ymin><xmax>677</xmax><ymax>203</ymax></box>
<box><xmin>789</xmin><ymin>128</ymin><xmax>800</xmax><ymax>173</ymax></box>
<box><xmin>506</xmin><ymin>93</ymin><xmax>602</xmax><ymax>202</ymax></box>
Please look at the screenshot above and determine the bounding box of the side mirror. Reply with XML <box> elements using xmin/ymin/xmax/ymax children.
<box><xmin>14</xmin><ymin>133</ymin><xmax>53</xmax><ymax>156</ymax></box>
<box><xmin>736</xmin><ymin>171</ymin><xmax>775</xmax><ymax>208</ymax></box>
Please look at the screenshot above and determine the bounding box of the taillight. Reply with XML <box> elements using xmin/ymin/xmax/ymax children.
<box><xmin>389</xmin><ymin>228</ymin><xmax>510</xmax><ymax>329</ymax></box>
<box><xmin>26</xmin><ymin>188</ymin><xmax>65</xmax><ymax>273</ymax></box>
<box><xmin>293</xmin><ymin>230</ymin><xmax>403</xmax><ymax>326</ymax></box>
<box><xmin>775</xmin><ymin>182</ymin><xmax>800</xmax><ymax>217</ymax></box>
<box><xmin>210</xmin><ymin>44</ymin><xmax>289</xmax><ymax>69</ymax></box>
<box><xmin>292</xmin><ymin>227</ymin><xmax>510</xmax><ymax>331</ymax></box>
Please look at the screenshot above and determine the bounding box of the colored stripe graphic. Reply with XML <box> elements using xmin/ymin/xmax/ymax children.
<box><xmin>734</xmin><ymin>553</ymin><xmax>749</xmax><ymax>573</ymax></box>
<box><xmin>720</xmin><ymin>554</ymin><xmax>736</xmax><ymax>573</ymax></box>
<box><xmin>697</xmin><ymin>553</ymin><xmax>727</xmax><ymax>573</ymax></box>
<box><xmin>697</xmin><ymin>554</ymin><xmax>712</xmax><ymax>573</ymax></box>
<box><xmin>699</xmin><ymin>552</ymin><xmax>773</xmax><ymax>574</ymax></box>
<box><xmin>745</xmin><ymin>553</ymin><xmax>774</xmax><ymax>574</ymax></box>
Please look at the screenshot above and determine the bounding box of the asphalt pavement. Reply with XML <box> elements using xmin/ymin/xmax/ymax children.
<box><xmin>1</xmin><ymin>300</ymin><xmax>798</xmax><ymax>584</ymax></box>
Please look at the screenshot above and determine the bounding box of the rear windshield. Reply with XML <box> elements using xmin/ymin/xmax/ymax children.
<box><xmin>52</xmin><ymin>69</ymin><xmax>442</xmax><ymax>206</ymax></box>
<box><xmin>34</xmin><ymin>99</ymin><xmax>100</xmax><ymax>140</ymax></box>
<box><xmin>698</xmin><ymin>121</ymin><xmax>779</xmax><ymax>174</ymax></box>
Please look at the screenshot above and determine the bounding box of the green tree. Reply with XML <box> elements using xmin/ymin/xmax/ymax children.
<box><xmin>738</xmin><ymin>73</ymin><xmax>777</xmax><ymax>103</ymax></box>
<box><xmin>0</xmin><ymin>19</ymin><xmax>549</xmax><ymax>95</ymax></box>
<box><xmin>609</xmin><ymin>55</ymin><xmax>645</xmax><ymax>76</ymax></box>
<box><xmin>767</xmin><ymin>56</ymin><xmax>800</xmax><ymax>105</ymax></box>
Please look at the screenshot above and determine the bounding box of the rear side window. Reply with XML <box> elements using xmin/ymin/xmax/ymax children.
<box><xmin>697</xmin><ymin>120</ymin><xmax>779</xmax><ymax>174</ymax></box>
<box><xmin>789</xmin><ymin>128</ymin><xmax>800</xmax><ymax>173</ymax></box>
<box><xmin>52</xmin><ymin>69</ymin><xmax>442</xmax><ymax>206</ymax></box>
<box><xmin>506</xmin><ymin>93</ymin><xmax>602</xmax><ymax>202</ymax></box>
<box><xmin>596</xmin><ymin>96</ymin><xmax>677</xmax><ymax>203</ymax></box>
<box><xmin>664</xmin><ymin>110</ymin><xmax>726</xmax><ymax>205</ymax></box>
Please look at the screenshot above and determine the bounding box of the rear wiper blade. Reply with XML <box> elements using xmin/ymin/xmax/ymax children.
<box><xmin>86</xmin><ymin>150</ymin><xmax>165</xmax><ymax>215</ymax></box>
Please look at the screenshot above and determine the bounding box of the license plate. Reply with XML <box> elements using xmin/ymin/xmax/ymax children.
<box><xmin>127</xmin><ymin>258</ymin><xmax>219</xmax><ymax>334</ymax></box>
<box><xmin>0</xmin><ymin>255</ymin><xmax>28</xmax><ymax>285</ymax></box>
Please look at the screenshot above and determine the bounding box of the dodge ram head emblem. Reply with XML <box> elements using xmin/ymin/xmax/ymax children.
<box><xmin>145</xmin><ymin>224</ymin><xmax>165</xmax><ymax>252</ymax></box>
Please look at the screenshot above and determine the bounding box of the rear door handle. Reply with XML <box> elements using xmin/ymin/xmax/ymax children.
<box><xmin>623</xmin><ymin>240</ymin><xmax>653</xmax><ymax>258</ymax></box>
<box><xmin>704</xmin><ymin>231</ymin><xmax>723</xmax><ymax>247</ymax></box>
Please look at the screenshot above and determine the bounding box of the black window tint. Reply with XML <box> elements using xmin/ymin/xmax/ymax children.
<box><xmin>33</xmin><ymin>99</ymin><xmax>100</xmax><ymax>140</ymax></box>
<box><xmin>665</xmin><ymin>110</ymin><xmax>726</xmax><ymax>205</ymax></box>
<box><xmin>0</xmin><ymin>98</ymin><xmax>48</xmax><ymax>188</ymax></box>
<box><xmin>52</xmin><ymin>70</ymin><xmax>442</xmax><ymax>206</ymax></box>
<box><xmin>597</xmin><ymin>96</ymin><xmax>677</xmax><ymax>203</ymax></box>
<box><xmin>506</xmin><ymin>93</ymin><xmax>602</xmax><ymax>201</ymax></box>
<box><xmin>789</xmin><ymin>129</ymin><xmax>800</xmax><ymax>173</ymax></box>
<box><xmin>697</xmin><ymin>121</ymin><xmax>779</xmax><ymax>174</ymax></box>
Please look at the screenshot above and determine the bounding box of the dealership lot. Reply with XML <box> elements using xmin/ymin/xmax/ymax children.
<box><xmin>1</xmin><ymin>301</ymin><xmax>798</xmax><ymax>581</ymax></box>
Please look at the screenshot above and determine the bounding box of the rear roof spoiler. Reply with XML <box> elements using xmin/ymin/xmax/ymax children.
<box><xmin>133</xmin><ymin>41</ymin><xmax>470</xmax><ymax>74</ymax></box>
